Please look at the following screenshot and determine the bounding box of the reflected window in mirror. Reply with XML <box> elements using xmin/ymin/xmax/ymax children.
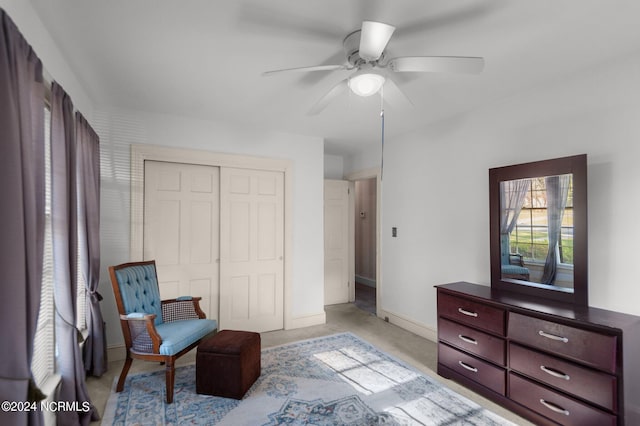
<box><xmin>500</xmin><ymin>174</ymin><xmax>573</xmax><ymax>288</ymax></box>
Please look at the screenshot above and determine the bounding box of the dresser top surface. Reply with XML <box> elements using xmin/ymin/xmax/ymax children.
<box><xmin>436</xmin><ymin>281</ymin><xmax>640</xmax><ymax>332</ymax></box>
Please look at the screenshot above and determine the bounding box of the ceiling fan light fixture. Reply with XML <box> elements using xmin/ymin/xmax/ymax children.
<box><xmin>348</xmin><ymin>73</ymin><xmax>385</xmax><ymax>97</ymax></box>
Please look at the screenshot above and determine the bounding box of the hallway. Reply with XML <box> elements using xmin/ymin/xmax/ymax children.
<box><xmin>354</xmin><ymin>282</ymin><xmax>376</xmax><ymax>315</ymax></box>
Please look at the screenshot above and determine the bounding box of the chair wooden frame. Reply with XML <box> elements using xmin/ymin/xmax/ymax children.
<box><xmin>109</xmin><ymin>260</ymin><xmax>213</xmax><ymax>403</ymax></box>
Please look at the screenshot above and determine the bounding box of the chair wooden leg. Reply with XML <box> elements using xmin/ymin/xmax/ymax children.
<box><xmin>116</xmin><ymin>354</ymin><xmax>133</xmax><ymax>392</ymax></box>
<box><xmin>165</xmin><ymin>358</ymin><xmax>175</xmax><ymax>403</ymax></box>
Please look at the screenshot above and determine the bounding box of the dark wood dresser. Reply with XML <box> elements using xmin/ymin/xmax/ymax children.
<box><xmin>436</xmin><ymin>282</ymin><xmax>640</xmax><ymax>426</ymax></box>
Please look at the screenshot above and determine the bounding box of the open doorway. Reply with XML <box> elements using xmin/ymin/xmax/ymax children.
<box><xmin>353</xmin><ymin>177</ymin><xmax>377</xmax><ymax>315</ymax></box>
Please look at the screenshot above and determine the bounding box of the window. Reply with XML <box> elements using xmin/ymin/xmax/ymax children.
<box><xmin>510</xmin><ymin>176</ymin><xmax>574</xmax><ymax>264</ymax></box>
<box><xmin>32</xmin><ymin>106</ymin><xmax>55</xmax><ymax>387</ymax></box>
<box><xmin>31</xmin><ymin>102</ymin><xmax>89</xmax><ymax>389</ymax></box>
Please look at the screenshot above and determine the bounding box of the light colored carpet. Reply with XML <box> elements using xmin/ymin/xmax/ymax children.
<box><xmin>102</xmin><ymin>332</ymin><xmax>516</xmax><ymax>425</ymax></box>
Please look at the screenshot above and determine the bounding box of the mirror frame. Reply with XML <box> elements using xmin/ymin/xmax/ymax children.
<box><xmin>489</xmin><ymin>154</ymin><xmax>588</xmax><ymax>306</ymax></box>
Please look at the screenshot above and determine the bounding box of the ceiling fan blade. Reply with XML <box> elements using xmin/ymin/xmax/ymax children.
<box><xmin>308</xmin><ymin>79</ymin><xmax>349</xmax><ymax>115</ymax></box>
<box><xmin>263</xmin><ymin>64</ymin><xmax>349</xmax><ymax>77</ymax></box>
<box><xmin>238</xmin><ymin>3</ymin><xmax>344</xmax><ymax>43</ymax></box>
<box><xmin>382</xmin><ymin>78</ymin><xmax>413</xmax><ymax>110</ymax></box>
<box><xmin>388</xmin><ymin>56</ymin><xmax>485</xmax><ymax>74</ymax></box>
<box><xmin>396</xmin><ymin>3</ymin><xmax>500</xmax><ymax>40</ymax></box>
<box><xmin>359</xmin><ymin>21</ymin><xmax>396</xmax><ymax>62</ymax></box>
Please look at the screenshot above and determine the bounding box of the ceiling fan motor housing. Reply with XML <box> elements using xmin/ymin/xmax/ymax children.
<box><xmin>343</xmin><ymin>30</ymin><xmax>385</xmax><ymax>67</ymax></box>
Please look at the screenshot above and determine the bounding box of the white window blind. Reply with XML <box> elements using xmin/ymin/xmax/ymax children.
<box><xmin>32</xmin><ymin>106</ymin><xmax>55</xmax><ymax>387</ymax></box>
<box><xmin>76</xmin><ymin>259</ymin><xmax>87</xmax><ymax>332</ymax></box>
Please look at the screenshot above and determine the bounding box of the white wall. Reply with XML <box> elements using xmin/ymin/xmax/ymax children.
<box><xmin>374</xmin><ymin>52</ymin><xmax>640</xmax><ymax>333</ymax></box>
<box><xmin>94</xmin><ymin>108</ymin><xmax>325</xmax><ymax>347</ymax></box>
<box><xmin>344</xmin><ymin>146</ymin><xmax>381</xmax><ymax>177</ymax></box>
<box><xmin>324</xmin><ymin>154</ymin><xmax>344</xmax><ymax>179</ymax></box>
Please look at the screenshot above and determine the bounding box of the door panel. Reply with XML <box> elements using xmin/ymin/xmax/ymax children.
<box><xmin>324</xmin><ymin>180</ymin><xmax>351</xmax><ymax>305</ymax></box>
<box><xmin>257</xmin><ymin>273</ymin><xmax>277</xmax><ymax>315</ymax></box>
<box><xmin>220</xmin><ymin>168</ymin><xmax>284</xmax><ymax>332</ymax></box>
<box><xmin>155</xmin><ymin>199</ymin><xmax>180</xmax><ymax>264</ymax></box>
<box><xmin>143</xmin><ymin>161</ymin><xmax>220</xmax><ymax>321</ymax></box>
<box><xmin>190</xmin><ymin>201</ymin><xmax>213</xmax><ymax>263</ymax></box>
<box><xmin>230</xmin><ymin>202</ymin><xmax>250</xmax><ymax>261</ymax></box>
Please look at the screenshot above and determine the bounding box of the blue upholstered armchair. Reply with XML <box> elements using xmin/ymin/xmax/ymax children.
<box><xmin>109</xmin><ymin>260</ymin><xmax>217</xmax><ymax>403</ymax></box>
<box><xmin>500</xmin><ymin>234</ymin><xmax>530</xmax><ymax>281</ymax></box>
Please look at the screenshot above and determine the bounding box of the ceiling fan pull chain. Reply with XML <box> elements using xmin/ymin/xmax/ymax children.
<box><xmin>380</xmin><ymin>86</ymin><xmax>385</xmax><ymax>181</ymax></box>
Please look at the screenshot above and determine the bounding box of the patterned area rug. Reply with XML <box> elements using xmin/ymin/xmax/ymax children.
<box><xmin>102</xmin><ymin>333</ymin><xmax>514</xmax><ymax>425</ymax></box>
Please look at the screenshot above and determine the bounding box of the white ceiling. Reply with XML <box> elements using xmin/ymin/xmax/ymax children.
<box><xmin>29</xmin><ymin>0</ymin><xmax>640</xmax><ymax>157</ymax></box>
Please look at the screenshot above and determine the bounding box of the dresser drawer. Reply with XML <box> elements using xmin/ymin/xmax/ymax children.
<box><xmin>439</xmin><ymin>317</ymin><xmax>506</xmax><ymax>365</ymax></box>
<box><xmin>508</xmin><ymin>312</ymin><xmax>617</xmax><ymax>373</ymax></box>
<box><xmin>438</xmin><ymin>292</ymin><xmax>505</xmax><ymax>335</ymax></box>
<box><xmin>509</xmin><ymin>343</ymin><xmax>617</xmax><ymax>412</ymax></box>
<box><xmin>509</xmin><ymin>373</ymin><xmax>616</xmax><ymax>426</ymax></box>
<box><xmin>438</xmin><ymin>343</ymin><xmax>506</xmax><ymax>395</ymax></box>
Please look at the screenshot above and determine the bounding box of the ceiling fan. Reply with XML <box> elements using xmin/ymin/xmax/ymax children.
<box><xmin>263</xmin><ymin>20</ymin><xmax>484</xmax><ymax>115</ymax></box>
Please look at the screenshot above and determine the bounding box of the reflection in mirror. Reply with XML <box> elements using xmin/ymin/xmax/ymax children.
<box><xmin>489</xmin><ymin>154</ymin><xmax>587</xmax><ymax>306</ymax></box>
<box><xmin>500</xmin><ymin>174</ymin><xmax>573</xmax><ymax>291</ymax></box>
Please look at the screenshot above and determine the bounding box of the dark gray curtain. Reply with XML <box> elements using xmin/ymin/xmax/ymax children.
<box><xmin>76</xmin><ymin>112</ymin><xmax>107</xmax><ymax>377</ymax></box>
<box><xmin>541</xmin><ymin>175</ymin><xmax>571</xmax><ymax>284</ymax></box>
<box><xmin>51</xmin><ymin>83</ymin><xmax>97</xmax><ymax>425</ymax></box>
<box><xmin>0</xmin><ymin>10</ymin><xmax>45</xmax><ymax>426</ymax></box>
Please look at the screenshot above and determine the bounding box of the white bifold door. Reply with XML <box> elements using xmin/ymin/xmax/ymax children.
<box><xmin>220</xmin><ymin>168</ymin><xmax>284</xmax><ymax>332</ymax></box>
<box><xmin>143</xmin><ymin>161</ymin><xmax>221</xmax><ymax>321</ymax></box>
<box><xmin>143</xmin><ymin>161</ymin><xmax>284</xmax><ymax>332</ymax></box>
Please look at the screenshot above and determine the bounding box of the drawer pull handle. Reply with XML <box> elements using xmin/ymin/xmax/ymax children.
<box><xmin>540</xmin><ymin>365</ymin><xmax>570</xmax><ymax>381</ymax></box>
<box><xmin>458</xmin><ymin>334</ymin><xmax>478</xmax><ymax>345</ymax></box>
<box><xmin>458</xmin><ymin>308</ymin><xmax>478</xmax><ymax>317</ymax></box>
<box><xmin>458</xmin><ymin>361</ymin><xmax>478</xmax><ymax>373</ymax></box>
<box><xmin>539</xmin><ymin>399</ymin><xmax>570</xmax><ymax>416</ymax></box>
<box><xmin>538</xmin><ymin>330</ymin><xmax>569</xmax><ymax>343</ymax></box>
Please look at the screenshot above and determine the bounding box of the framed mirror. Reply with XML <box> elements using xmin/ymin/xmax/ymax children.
<box><xmin>489</xmin><ymin>154</ymin><xmax>588</xmax><ymax>306</ymax></box>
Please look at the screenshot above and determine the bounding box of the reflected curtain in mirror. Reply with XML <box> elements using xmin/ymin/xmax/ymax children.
<box><xmin>540</xmin><ymin>174</ymin><xmax>571</xmax><ymax>284</ymax></box>
<box><xmin>499</xmin><ymin>179</ymin><xmax>530</xmax><ymax>280</ymax></box>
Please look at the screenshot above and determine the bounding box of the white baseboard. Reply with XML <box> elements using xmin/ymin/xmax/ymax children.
<box><xmin>378</xmin><ymin>308</ymin><xmax>437</xmax><ymax>343</ymax></box>
<box><xmin>287</xmin><ymin>311</ymin><xmax>326</xmax><ymax>330</ymax></box>
<box><xmin>107</xmin><ymin>344</ymin><xmax>126</xmax><ymax>362</ymax></box>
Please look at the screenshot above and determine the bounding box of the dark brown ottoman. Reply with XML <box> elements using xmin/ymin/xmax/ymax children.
<box><xmin>196</xmin><ymin>330</ymin><xmax>261</xmax><ymax>399</ymax></box>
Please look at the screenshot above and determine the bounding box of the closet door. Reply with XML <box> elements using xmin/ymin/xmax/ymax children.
<box><xmin>220</xmin><ymin>168</ymin><xmax>284</xmax><ymax>332</ymax></box>
<box><xmin>143</xmin><ymin>161</ymin><xmax>220</xmax><ymax>321</ymax></box>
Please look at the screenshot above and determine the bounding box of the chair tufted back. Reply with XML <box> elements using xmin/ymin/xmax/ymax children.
<box><xmin>114</xmin><ymin>263</ymin><xmax>164</xmax><ymax>325</ymax></box>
